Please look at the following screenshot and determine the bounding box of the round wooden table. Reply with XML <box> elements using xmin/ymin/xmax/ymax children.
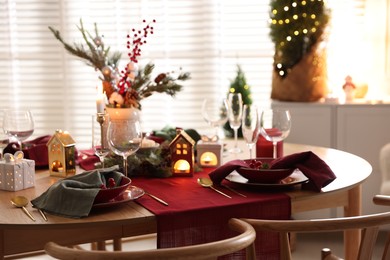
<box><xmin>0</xmin><ymin>142</ymin><xmax>371</xmax><ymax>260</ymax></box>
<box><xmin>224</xmin><ymin>142</ymin><xmax>371</xmax><ymax>260</ymax></box>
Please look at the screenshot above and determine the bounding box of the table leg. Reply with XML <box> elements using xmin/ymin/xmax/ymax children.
<box><xmin>344</xmin><ymin>184</ymin><xmax>362</xmax><ymax>260</ymax></box>
<box><xmin>113</xmin><ymin>238</ymin><xmax>122</xmax><ymax>251</ymax></box>
<box><xmin>0</xmin><ymin>230</ymin><xmax>4</xmax><ymax>260</ymax></box>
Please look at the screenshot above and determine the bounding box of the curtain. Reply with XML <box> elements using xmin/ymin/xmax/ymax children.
<box><xmin>0</xmin><ymin>0</ymin><xmax>385</xmax><ymax>149</ymax></box>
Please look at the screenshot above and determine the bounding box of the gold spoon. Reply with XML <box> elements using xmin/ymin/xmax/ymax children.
<box><xmin>11</xmin><ymin>196</ymin><xmax>36</xmax><ymax>222</ymax></box>
<box><xmin>197</xmin><ymin>178</ymin><xmax>232</xmax><ymax>198</ymax></box>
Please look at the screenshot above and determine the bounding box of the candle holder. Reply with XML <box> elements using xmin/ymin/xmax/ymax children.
<box><xmin>197</xmin><ymin>139</ymin><xmax>223</xmax><ymax>168</ymax></box>
<box><xmin>169</xmin><ymin>129</ymin><xmax>195</xmax><ymax>176</ymax></box>
<box><xmin>47</xmin><ymin>130</ymin><xmax>76</xmax><ymax>177</ymax></box>
<box><xmin>92</xmin><ymin>112</ymin><xmax>109</xmax><ymax>168</ymax></box>
<box><xmin>0</xmin><ymin>151</ymin><xmax>35</xmax><ymax>191</ymax></box>
<box><xmin>96</xmin><ymin>112</ymin><xmax>107</xmax><ymax>149</ymax></box>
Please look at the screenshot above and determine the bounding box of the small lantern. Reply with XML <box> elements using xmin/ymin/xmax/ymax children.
<box><xmin>47</xmin><ymin>130</ymin><xmax>76</xmax><ymax>177</ymax></box>
<box><xmin>169</xmin><ymin>129</ymin><xmax>195</xmax><ymax>176</ymax></box>
<box><xmin>0</xmin><ymin>152</ymin><xmax>35</xmax><ymax>191</ymax></box>
<box><xmin>197</xmin><ymin>139</ymin><xmax>223</xmax><ymax>167</ymax></box>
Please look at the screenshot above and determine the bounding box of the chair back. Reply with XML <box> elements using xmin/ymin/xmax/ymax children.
<box><xmin>45</xmin><ymin>218</ymin><xmax>256</xmax><ymax>260</ymax></box>
<box><xmin>243</xmin><ymin>208</ymin><xmax>390</xmax><ymax>260</ymax></box>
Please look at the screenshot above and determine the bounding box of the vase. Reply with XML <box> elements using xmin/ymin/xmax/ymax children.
<box><xmin>271</xmin><ymin>42</ymin><xmax>328</xmax><ymax>102</ymax></box>
<box><xmin>105</xmin><ymin>107</ymin><xmax>140</xmax><ymax>121</ymax></box>
<box><xmin>103</xmin><ymin>107</ymin><xmax>141</xmax><ymax>153</ymax></box>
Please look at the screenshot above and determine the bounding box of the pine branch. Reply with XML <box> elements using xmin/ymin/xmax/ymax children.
<box><xmin>48</xmin><ymin>19</ymin><xmax>122</xmax><ymax>79</ymax></box>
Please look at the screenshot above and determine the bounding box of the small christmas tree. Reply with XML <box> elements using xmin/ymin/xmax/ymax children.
<box><xmin>224</xmin><ymin>65</ymin><xmax>253</xmax><ymax>138</ymax></box>
<box><xmin>269</xmin><ymin>0</ymin><xmax>330</xmax><ymax>78</ymax></box>
<box><xmin>269</xmin><ymin>0</ymin><xmax>330</xmax><ymax>102</ymax></box>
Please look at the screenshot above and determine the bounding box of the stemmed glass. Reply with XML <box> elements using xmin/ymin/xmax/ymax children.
<box><xmin>201</xmin><ymin>98</ymin><xmax>228</xmax><ymax>140</ymax></box>
<box><xmin>260</xmin><ymin>109</ymin><xmax>291</xmax><ymax>158</ymax></box>
<box><xmin>242</xmin><ymin>105</ymin><xmax>260</xmax><ymax>159</ymax></box>
<box><xmin>92</xmin><ymin>113</ymin><xmax>110</xmax><ymax>168</ymax></box>
<box><xmin>107</xmin><ymin>119</ymin><xmax>142</xmax><ymax>177</ymax></box>
<box><xmin>227</xmin><ymin>93</ymin><xmax>243</xmax><ymax>153</ymax></box>
<box><xmin>0</xmin><ymin>127</ymin><xmax>9</xmax><ymax>159</ymax></box>
<box><xmin>3</xmin><ymin>109</ymin><xmax>34</xmax><ymax>151</ymax></box>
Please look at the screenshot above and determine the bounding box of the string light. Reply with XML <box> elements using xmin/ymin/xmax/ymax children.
<box><xmin>269</xmin><ymin>0</ymin><xmax>329</xmax><ymax>78</ymax></box>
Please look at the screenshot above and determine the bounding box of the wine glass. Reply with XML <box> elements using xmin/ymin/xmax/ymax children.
<box><xmin>0</xmin><ymin>127</ymin><xmax>9</xmax><ymax>159</ymax></box>
<box><xmin>3</xmin><ymin>109</ymin><xmax>34</xmax><ymax>151</ymax></box>
<box><xmin>227</xmin><ymin>93</ymin><xmax>243</xmax><ymax>153</ymax></box>
<box><xmin>107</xmin><ymin>119</ymin><xmax>142</xmax><ymax>177</ymax></box>
<box><xmin>242</xmin><ymin>105</ymin><xmax>260</xmax><ymax>159</ymax></box>
<box><xmin>201</xmin><ymin>98</ymin><xmax>228</xmax><ymax>139</ymax></box>
<box><xmin>92</xmin><ymin>113</ymin><xmax>110</xmax><ymax>168</ymax></box>
<box><xmin>260</xmin><ymin>109</ymin><xmax>291</xmax><ymax>158</ymax></box>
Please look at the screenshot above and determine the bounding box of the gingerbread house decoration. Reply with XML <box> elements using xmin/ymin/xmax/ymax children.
<box><xmin>169</xmin><ymin>129</ymin><xmax>195</xmax><ymax>176</ymax></box>
<box><xmin>47</xmin><ymin>130</ymin><xmax>76</xmax><ymax>177</ymax></box>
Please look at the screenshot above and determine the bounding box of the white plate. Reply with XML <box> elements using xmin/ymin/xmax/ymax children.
<box><xmin>225</xmin><ymin>169</ymin><xmax>309</xmax><ymax>187</ymax></box>
<box><xmin>92</xmin><ymin>186</ymin><xmax>145</xmax><ymax>208</ymax></box>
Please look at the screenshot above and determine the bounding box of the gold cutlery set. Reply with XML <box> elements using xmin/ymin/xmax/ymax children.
<box><xmin>11</xmin><ymin>196</ymin><xmax>47</xmax><ymax>222</ymax></box>
<box><xmin>197</xmin><ymin>178</ymin><xmax>246</xmax><ymax>198</ymax></box>
<box><xmin>12</xmin><ymin>179</ymin><xmax>244</xmax><ymax>220</ymax></box>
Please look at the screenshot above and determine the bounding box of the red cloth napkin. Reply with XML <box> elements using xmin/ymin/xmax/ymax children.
<box><xmin>209</xmin><ymin>159</ymin><xmax>249</xmax><ymax>184</ymax></box>
<box><xmin>209</xmin><ymin>151</ymin><xmax>336</xmax><ymax>192</ymax></box>
<box><xmin>3</xmin><ymin>135</ymin><xmax>51</xmax><ymax>168</ymax></box>
<box><xmin>270</xmin><ymin>151</ymin><xmax>336</xmax><ymax>192</ymax></box>
<box><xmin>132</xmin><ymin>170</ymin><xmax>291</xmax><ymax>259</ymax></box>
<box><xmin>77</xmin><ymin>149</ymin><xmax>100</xmax><ymax>170</ymax></box>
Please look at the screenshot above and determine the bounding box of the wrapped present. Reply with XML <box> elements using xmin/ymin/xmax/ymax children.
<box><xmin>0</xmin><ymin>151</ymin><xmax>35</xmax><ymax>191</ymax></box>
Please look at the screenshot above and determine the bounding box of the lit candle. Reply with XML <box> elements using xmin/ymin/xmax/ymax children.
<box><xmin>176</xmin><ymin>160</ymin><xmax>190</xmax><ymax>173</ymax></box>
<box><xmin>96</xmin><ymin>83</ymin><xmax>105</xmax><ymax>113</ymax></box>
<box><xmin>202</xmin><ymin>155</ymin><xmax>212</xmax><ymax>165</ymax></box>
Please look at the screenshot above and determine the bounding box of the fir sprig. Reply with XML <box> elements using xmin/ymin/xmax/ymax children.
<box><xmin>48</xmin><ymin>19</ymin><xmax>121</xmax><ymax>82</ymax></box>
<box><xmin>49</xmin><ymin>19</ymin><xmax>190</xmax><ymax>109</ymax></box>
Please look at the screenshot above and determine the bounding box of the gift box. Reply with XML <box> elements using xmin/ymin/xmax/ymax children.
<box><xmin>0</xmin><ymin>152</ymin><xmax>35</xmax><ymax>191</ymax></box>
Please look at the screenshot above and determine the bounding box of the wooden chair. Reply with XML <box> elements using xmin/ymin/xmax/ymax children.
<box><xmin>242</xmin><ymin>196</ymin><xmax>390</xmax><ymax>260</ymax></box>
<box><xmin>44</xmin><ymin>218</ymin><xmax>256</xmax><ymax>260</ymax></box>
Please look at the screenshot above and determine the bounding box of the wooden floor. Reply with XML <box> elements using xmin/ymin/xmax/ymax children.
<box><xmin>11</xmin><ymin>231</ymin><xmax>389</xmax><ymax>259</ymax></box>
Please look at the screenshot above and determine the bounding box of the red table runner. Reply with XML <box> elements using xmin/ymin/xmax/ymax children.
<box><xmin>132</xmin><ymin>169</ymin><xmax>291</xmax><ymax>259</ymax></box>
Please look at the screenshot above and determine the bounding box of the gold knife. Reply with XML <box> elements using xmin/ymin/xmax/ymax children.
<box><xmin>145</xmin><ymin>191</ymin><xmax>169</xmax><ymax>206</ymax></box>
<box><xmin>38</xmin><ymin>208</ymin><xmax>48</xmax><ymax>221</ymax></box>
<box><xmin>221</xmin><ymin>184</ymin><xmax>247</xmax><ymax>197</ymax></box>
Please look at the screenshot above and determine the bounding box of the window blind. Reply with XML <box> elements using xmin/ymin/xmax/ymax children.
<box><xmin>0</xmin><ymin>0</ymin><xmax>383</xmax><ymax>149</ymax></box>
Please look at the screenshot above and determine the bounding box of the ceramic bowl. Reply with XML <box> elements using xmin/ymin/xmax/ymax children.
<box><xmin>236</xmin><ymin>158</ymin><xmax>294</xmax><ymax>183</ymax></box>
<box><xmin>94</xmin><ymin>176</ymin><xmax>132</xmax><ymax>204</ymax></box>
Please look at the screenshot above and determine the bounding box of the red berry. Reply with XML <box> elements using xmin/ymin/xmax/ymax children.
<box><xmin>108</xmin><ymin>178</ymin><xmax>116</xmax><ymax>188</ymax></box>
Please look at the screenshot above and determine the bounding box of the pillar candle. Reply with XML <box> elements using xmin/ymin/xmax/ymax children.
<box><xmin>256</xmin><ymin>134</ymin><xmax>283</xmax><ymax>158</ymax></box>
<box><xmin>96</xmin><ymin>83</ymin><xmax>105</xmax><ymax>113</ymax></box>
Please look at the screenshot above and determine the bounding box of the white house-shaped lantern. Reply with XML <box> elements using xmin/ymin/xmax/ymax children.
<box><xmin>47</xmin><ymin>130</ymin><xmax>76</xmax><ymax>177</ymax></box>
<box><xmin>197</xmin><ymin>140</ymin><xmax>223</xmax><ymax>167</ymax></box>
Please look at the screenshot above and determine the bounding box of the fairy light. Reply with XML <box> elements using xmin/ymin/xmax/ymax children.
<box><xmin>269</xmin><ymin>0</ymin><xmax>329</xmax><ymax>78</ymax></box>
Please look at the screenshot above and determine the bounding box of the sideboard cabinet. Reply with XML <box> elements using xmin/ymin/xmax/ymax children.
<box><xmin>272</xmin><ymin>101</ymin><xmax>390</xmax><ymax>217</ymax></box>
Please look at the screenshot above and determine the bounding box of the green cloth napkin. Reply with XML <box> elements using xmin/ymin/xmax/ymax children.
<box><xmin>31</xmin><ymin>165</ymin><xmax>123</xmax><ymax>218</ymax></box>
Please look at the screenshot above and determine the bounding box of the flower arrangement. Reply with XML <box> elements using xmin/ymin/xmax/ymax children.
<box><xmin>49</xmin><ymin>19</ymin><xmax>190</xmax><ymax>109</ymax></box>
